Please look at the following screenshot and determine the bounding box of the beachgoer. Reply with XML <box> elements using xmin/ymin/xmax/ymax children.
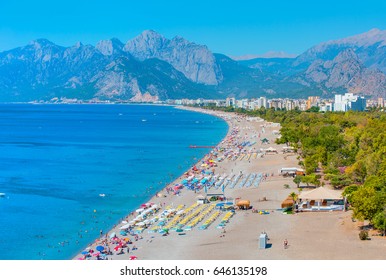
<box><xmin>284</xmin><ymin>239</ymin><xmax>288</xmax><ymax>249</ymax></box>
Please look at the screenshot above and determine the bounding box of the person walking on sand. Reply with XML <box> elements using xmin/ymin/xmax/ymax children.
<box><xmin>284</xmin><ymin>239</ymin><xmax>288</xmax><ymax>249</ymax></box>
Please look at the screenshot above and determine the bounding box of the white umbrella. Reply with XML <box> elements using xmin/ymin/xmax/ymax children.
<box><xmin>120</xmin><ymin>224</ymin><xmax>131</xmax><ymax>230</ymax></box>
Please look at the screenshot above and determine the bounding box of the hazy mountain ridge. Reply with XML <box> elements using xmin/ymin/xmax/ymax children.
<box><xmin>124</xmin><ymin>30</ymin><xmax>222</xmax><ymax>85</ymax></box>
<box><xmin>294</xmin><ymin>28</ymin><xmax>386</xmax><ymax>73</ymax></box>
<box><xmin>0</xmin><ymin>36</ymin><xmax>213</xmax><ymax>101</ymax></box>
<box><xmin>293</xmin><ymin>49</ymin><xmax>386</xmax><ymax>96</ymax></box>
<box><xmin>239</xmin><ymin>29</ymin><xmax>386</xmax><ymax>97</ymax></box>
<box><xmin>0</xmin><ymin>29</ymin><xmax>385</xmax><ymax>102</ymax></box>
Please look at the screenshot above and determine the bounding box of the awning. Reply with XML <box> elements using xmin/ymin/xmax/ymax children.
<box><xmin>299</xmin><ymin>187</ymin><xmax>342</xmax><ymax>200</ymax></box>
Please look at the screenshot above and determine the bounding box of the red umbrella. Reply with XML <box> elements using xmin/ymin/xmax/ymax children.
<box><xmin>129</xmin><ymin>256</ymin><xmax>137</xmax><ymax>260</ymax></box>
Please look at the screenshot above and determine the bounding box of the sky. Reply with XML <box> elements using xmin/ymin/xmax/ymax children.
<box><xmin>0</xmin><ymin>0</ymin><xmax>385</xmax><ymax>56</ymax></box>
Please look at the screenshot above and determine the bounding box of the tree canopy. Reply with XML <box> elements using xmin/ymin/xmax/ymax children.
<box><xmin>205</xmin><ymin>105</ymin><xmax>386</xmax><ymax>225</ymax></box>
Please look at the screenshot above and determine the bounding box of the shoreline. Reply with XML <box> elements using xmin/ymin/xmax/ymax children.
<box><xmin>73</xmin><ymin>106</ymin><xmax>386</xmax><ymax>260</ymax></box>
<box><xmin>72</xmin><ymin>105</ymin><xmax>232</xmax><ymax>260</ymax></box>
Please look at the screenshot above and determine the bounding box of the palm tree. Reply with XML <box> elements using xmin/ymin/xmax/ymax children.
<box><xmin>289</xmin><ymin>192</ymin><xmax>298</xmax><ymax>212</ymax></box>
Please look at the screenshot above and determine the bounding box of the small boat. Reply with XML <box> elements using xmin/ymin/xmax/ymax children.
<box><xmin>99</xmin><ymin>194</ymin><xmax>106</xmax><ymax>197</ymax></box>
<box><xmin>0</xmin><ymin>193</ymin><xmax>5</xmax><ymax>198</ymax></box>
<box><xmin>142</xmin><ymin>119</ymin><xmax>147</xmax><ymax>122</ymax></box>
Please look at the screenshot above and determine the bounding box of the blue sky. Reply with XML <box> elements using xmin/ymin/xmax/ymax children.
<box><xmin>0</xmin><ymin>0</ymin><xmax>385</xmax><ymax>56</ymax></box>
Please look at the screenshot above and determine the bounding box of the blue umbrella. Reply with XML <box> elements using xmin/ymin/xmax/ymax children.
<box><xmin>81</xmin><ymin>251</ymin><xmax>89</xmax><ymax>255</ymax></box>
<box><xmin>96</xmin><ymin>245</ymin><xmax>104</xmax><ymax>252</ymax></box>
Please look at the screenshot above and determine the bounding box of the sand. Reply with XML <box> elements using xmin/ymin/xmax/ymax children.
<box><xmin>73</xmin><ymin>107</ymin><xmax>386</xmax><ymax>260</ymax></box>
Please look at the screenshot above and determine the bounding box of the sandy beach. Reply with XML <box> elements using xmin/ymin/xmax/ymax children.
<box><xmin>73</xmin><ymin>107</ymin><xmax>386</xmax><ymax>260</ymax></box>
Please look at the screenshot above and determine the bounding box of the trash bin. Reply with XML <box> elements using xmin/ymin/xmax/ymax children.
<box><xmin>259</xmin><ymin>233</ymin><xmax>268</xmax><ymax>249</ymax></box>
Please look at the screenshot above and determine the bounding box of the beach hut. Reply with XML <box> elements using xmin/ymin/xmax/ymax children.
<box><xmin>298</xmin><ymin>187</ymin><xmax>344</xmax><ymax>211</ymax></box>
<box><xmin>236</xmin><ymin>200</ymin><xmax>250</xmax><ymax>210</ymax></box>
<box><xmin>281</xmin><ymin>196</ymin><xmax>294</xmax><ymax>208</ymax></box>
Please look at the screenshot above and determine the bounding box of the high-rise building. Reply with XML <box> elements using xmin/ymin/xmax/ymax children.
<box><xmin>334</xmin><ymin>93</ymin><xmax>366</xmax><ymax>112</ymax></box>
<box><xmin>378</xmin><ymin>97</ymin><xmax>385</xmax><ymax>107</ymax></box>
<box><xmin>259</xmin><ymin>97</ymin><xmax>267</xmax><ymax>109</ymax></box>
<box><xmin>351</xmin><ymin>96</ymin><xmax>366</xmax><ymax>111</ymax></box>
<box><xmin>306</xmin><ymin>96</ymin><xmax>320</xmax><ymax>109</ymax></box>
<box><xmin>226</xmin><ymin>97</ymin><xmax>236</xmax><ymax>107</ymax></box>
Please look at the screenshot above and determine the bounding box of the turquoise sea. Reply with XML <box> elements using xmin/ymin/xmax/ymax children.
<box><xmin>0</xmin><ymin>104</ymin><xmax>228</xmax><ymax>260</ymax></box>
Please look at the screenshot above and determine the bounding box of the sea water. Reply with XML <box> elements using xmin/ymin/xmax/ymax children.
<box><xmin>0</xmin><ymin>104</ymin><xmax>228</xmax><ymax>260</ymax></box>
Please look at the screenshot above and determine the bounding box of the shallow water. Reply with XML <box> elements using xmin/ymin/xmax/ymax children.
<box><xmin>0</xmin><ymin>104</ymin><xmax>228</xmax><ymax>259</ymax></box>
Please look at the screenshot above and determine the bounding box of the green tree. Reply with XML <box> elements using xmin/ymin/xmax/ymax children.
<box><xmin>301</xmin><ymin>174</ymin><xmax>320</xmax><ymax>187</ymax></box>
<box><xmin>293</xmin><ymin>176</ymin><xmax>302</xmax><ymax>188</ymax></box>
<box><xmin>373</xmin><ymin>211</ymin><xmax>386</xmax><ymax>236</ymax></box>
<box><xmin>342</xmin><ymin>185</ymin><xmax>359</xmax><ymax>202</ymax></box>
<box><xmin>350</xmin><ymin>186</ymin><xmax>384</xmax><ymax>222</ymax></box>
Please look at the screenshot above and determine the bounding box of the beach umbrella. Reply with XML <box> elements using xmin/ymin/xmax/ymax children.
<box><xmin>81</xmin><ymin>251</ymin><xmax>89</xmax><ymax>255</ymax></box>
<box><xmin>120</xmin><ymin>223</ymin><xmax>131</xmax><ymax>230</ymax></box>
<box><xmin>96</xmin><ymin>245</ymin><xmax>104</xmax><ymax>252</ymax></box>
<box><xmin>129</xmin><ymin>256</ymin><xmax>137</xmax><ymax>260</ymax></box>
<box><xmin>109</xmin><ymin>232</ymin><xmax>116</xmax><ymax>238</ymax></box>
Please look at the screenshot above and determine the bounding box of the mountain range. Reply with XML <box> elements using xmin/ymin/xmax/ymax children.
<box><xmin>0</xmin><ymin>28</ymin><xmax>385</xmax><ymax>102</ymax></box>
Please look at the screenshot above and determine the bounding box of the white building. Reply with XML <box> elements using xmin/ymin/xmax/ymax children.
<box><xmin>258</xmin><ymin>97</ymin><xmax>267</xmax><ymax>109</ymax></box>
<box><xmin>226</xmin><ymin>97</ymin><xmax>236</xmax><ymax>107</ymax></box>
<box><xmin>334</xmin><ymin>93</ymin><xmax>366</xmax><ymax>112</ymax></box>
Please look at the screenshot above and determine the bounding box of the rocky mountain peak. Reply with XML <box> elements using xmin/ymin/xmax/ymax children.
<box><xmin>96</xmin><ymin>38</ymin><xmax>124</xmax><ymax>56</ymax></box>
<box><xmin>327</xmin><ymin>28</ymin><xmax>386</xmax><ymax>47</ymax></box>
<box><xmin>294</xmin><ymin>28</ymin><xmax>386</xmax><ymax>73</ymax></box>
<box><xmin>73</xmin><ymin>41</ymin><xmax>83</xmax><ymax>49</ymax></box>
<box><xmin>124</xmin><ymin>30</ymin><xmax>167</xmax><ymax>59</ymax></box>
<box><xmin>140</xmin><ymin>29</ymin><xmax>164</xmax><ymax>39</ymax></box>
<box><xmin>124</xmin><ymin>31</ymin><xmax>221</xmax><ymax>85</ymax></box>
<box><xmin>28</xmin><ymin>39</ymin><xmax>57</xmax><ymax>49</ymax></box>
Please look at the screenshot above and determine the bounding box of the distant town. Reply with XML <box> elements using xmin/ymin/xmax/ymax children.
<box><xmin>168</xmin><ymin>93</ymin><xmax>383</xmax><ymax>112</ymax></box>
<box><xmin>29</xmin><ymin>93</ymin><xmax>386</xmax><ymax>112</ymax></box>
